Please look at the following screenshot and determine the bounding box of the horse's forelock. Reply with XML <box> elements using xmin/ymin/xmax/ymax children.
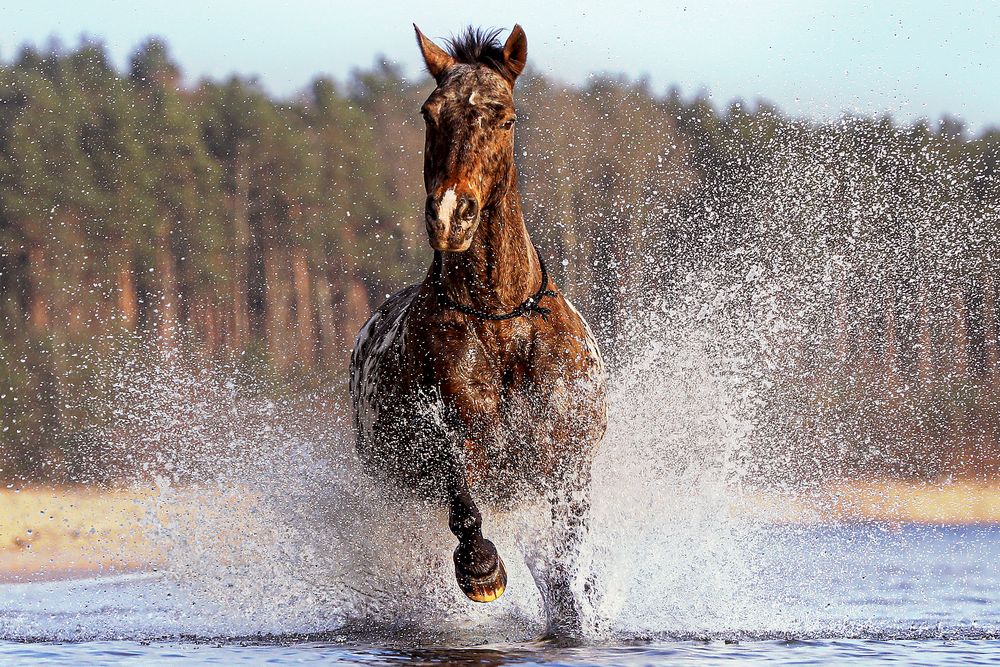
<box><xmin>445</xmin><ymin>26</ymin><xmax>520</xmax><ymax>83</ymax></box>
<box><xmin>446</xmin><ymin>27</ymin><xmax>503</xmax><ymax>65</ymax></box>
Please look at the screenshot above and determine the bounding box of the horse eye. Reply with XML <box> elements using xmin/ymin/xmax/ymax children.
<box><xmin>500</xmin><ymin>116</ymin><xmax>516</xmax><ymax>130</ymax></box>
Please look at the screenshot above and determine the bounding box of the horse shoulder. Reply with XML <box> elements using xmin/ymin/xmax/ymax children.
<box><xmin>530</xmin><ymin>294</ymin><xmax>606</xmax><ymax>387</ymax></box>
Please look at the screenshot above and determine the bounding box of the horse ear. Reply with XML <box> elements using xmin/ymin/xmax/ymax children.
<box><xmin>501</xmin><ymin>24</ymin><xmax>528</xmax><ymax>84</ymax></box>
<box><xmin>413</xmin><ymin>24</ymin><xmax>454</xmax><ymax>82</ymax></box>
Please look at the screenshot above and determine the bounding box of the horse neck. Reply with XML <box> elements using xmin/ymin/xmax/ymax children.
<box><xmin>436</xmin><ymin>176</ymin><xmax>540</xmax><ymax>311</ymax></box>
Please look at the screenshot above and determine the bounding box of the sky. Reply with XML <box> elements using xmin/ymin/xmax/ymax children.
<box><xmin>2</xmin><ymin>0</ymin><xmax>999</xmax><ymax>129</ymax></box>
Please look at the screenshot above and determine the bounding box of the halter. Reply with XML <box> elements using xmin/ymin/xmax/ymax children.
<box><xmin>432</xmin><ymin>247</ymin><xmax>558</xmax><ymax>321</ymax></box>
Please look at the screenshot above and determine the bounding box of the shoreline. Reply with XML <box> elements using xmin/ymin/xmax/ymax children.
<box><xmin>745</xmin><ymin>480</ymin><xmax>1000</xmax><ymax>526</ymax></box>
<box><xmin>0</xmin><ymin>488</ymin><xmax>157</xmax><ymax>584</ymax></box>
<box><xmin>0</xmin><ymin>480</ymin><xmax>997</xmax><ymax>583</ymax></box>
<box><xmin>793</xmin><ymin>480</ymin><xmax>1000</xmax><ymax>526</ymax></box>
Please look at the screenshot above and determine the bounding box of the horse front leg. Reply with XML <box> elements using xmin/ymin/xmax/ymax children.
<box><xmin>433</xmin><ymin>364</ymin><xmax>510</xmax><ymax>603</ymax></box>
<box><xmin>448</xmin><ymin>469</ymin><xmax>507</xmax><ymax>602</ymax></box>
<box><xmin>533</xmin><ymin>462</ymin><xmax>594</xmax><ymax>636</ymax></box>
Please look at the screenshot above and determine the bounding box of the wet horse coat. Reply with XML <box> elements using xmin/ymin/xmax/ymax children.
<box><xmin>350</xmin><ymin>25</ymin><xmax>607</xmax><ymax>623</ymax></box>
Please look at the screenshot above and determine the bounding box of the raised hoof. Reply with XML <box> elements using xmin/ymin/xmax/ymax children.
<box><xmin>456</xmin><ymin>555</ymin><xmax>507</xmax><ymax>603</ymax></box>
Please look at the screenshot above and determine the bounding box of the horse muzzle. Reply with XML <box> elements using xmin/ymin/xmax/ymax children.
<box><xmin>425</xmin><ymin>191</ymin><xmax>480</xmax><ymax>252</ymax></box>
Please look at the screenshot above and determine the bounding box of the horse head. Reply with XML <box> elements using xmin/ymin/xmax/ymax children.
<box><xmin>414</xmin><ymin>25</ymin><xmax>527</xmax><ymax>252</ymax></box>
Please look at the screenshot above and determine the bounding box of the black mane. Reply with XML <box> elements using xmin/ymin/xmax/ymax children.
<box><xmin>446</xmin><ymin>27</ymin><xmax>505</xmax><ymax>70</ymax></box>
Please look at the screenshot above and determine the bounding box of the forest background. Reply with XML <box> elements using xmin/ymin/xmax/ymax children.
<box><xmin>1</xmin><ymin>38</ymin><xmax>998</xmax><ymax>484</ymax></box>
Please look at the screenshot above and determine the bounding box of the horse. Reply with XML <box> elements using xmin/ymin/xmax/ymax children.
<box><xmin>350</xmin><ymin>24</ymin><xmax>607</xmax><ymax>632</ymax></box>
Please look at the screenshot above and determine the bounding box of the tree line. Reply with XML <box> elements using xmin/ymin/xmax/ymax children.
<box><xmin>0</xmin><ymin>38</ymin><xmax>998</xmax><ymax>482</ymax></box>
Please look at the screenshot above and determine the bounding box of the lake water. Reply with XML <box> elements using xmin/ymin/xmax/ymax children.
<box><xmin>0</xmin><ymin>524</ymin><xmax>997</xmax><ymax>665</ymax></box>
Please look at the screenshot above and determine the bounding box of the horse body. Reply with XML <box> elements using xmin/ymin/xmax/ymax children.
<box><xmin>349</xmin><ymin>24</ymin><xmax>607</xmax><ymax>625</ymax></box>
<box><xmin>352</xmin><ymin>258</ymin><xmax>606</xmax><ymax>502</ymax></box>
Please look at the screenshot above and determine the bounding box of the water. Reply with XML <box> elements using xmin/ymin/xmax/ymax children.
<box><xmin>1</xmin><ymin>525</ymin><xmax>998</xmax><ymax>664</ymax></box>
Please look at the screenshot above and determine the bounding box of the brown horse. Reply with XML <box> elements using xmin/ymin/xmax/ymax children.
<box><xmin>350</xmin><ymin>24</ymin><xmax>607</xmax><ymax>631</ymax></box>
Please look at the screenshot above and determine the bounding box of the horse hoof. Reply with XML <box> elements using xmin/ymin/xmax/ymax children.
<box><xmin>456</xmin><ymin>556</ymin><xmax>507</xmax><ymax>603</ymax></box>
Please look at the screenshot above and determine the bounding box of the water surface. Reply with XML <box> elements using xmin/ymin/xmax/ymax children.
<box><xmin>1</xmin><ymin>524</ymin><xmax>997</xmax><ymax>664</ymax></box>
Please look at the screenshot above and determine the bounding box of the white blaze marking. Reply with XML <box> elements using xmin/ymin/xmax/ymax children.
<box><xmin>437</xmin><ymin>188</ymin><xmax>457</xmax><ymax>234</ymax></box>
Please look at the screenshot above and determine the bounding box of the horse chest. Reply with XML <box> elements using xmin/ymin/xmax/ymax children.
<box><xmin>429</xmin><ymin>320</ymin><xmax>534</xmax><ymax>401</ymax></box>
<box><xmin>431</xmin><ymin>318</ymin><xmax>595</xmax><ymax>432</ymax></box>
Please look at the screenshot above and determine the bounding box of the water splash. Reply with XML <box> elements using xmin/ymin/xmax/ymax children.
<box><xmin>2</xmin><ymin>117</ymin><xmax>998</xmax><ymax>644</ymax></box>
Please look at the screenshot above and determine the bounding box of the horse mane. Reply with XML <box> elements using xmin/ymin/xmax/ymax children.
<box><xmin>446</xmin><ymin>27</ymin><xmax>516</xmax><ymax>80</ymax></box>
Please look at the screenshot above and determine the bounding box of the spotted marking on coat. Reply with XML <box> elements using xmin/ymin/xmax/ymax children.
<box><xmin>350</xmin><ymin>285</ymin><xmax>419</xmax><ymax>448</ymax></box>
<box><xmin>564</xmin><ymin>296</ymin><xmax>606</xmax><ymax>381</ymax></box>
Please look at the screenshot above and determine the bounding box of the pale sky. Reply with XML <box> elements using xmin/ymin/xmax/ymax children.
<box><xmin>3</xmin><ymin>0</ymin><xmax>999</xmax><ymax>129</ymax></box>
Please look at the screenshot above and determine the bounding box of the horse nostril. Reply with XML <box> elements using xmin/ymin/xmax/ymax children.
<box><xmin>457</xmin><ymin>197</ymin><xmax>479</xmax><ymax>221</ymax></box>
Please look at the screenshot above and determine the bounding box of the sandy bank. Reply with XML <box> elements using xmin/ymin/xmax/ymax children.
<box><xmin>0</xmin><ymin>488</ymin><xmax>157</xmax><ymax>583</ymax></box>
<box><xmin>793</xmin><ymin>480</ymin><xmax>1000</xmax><ymax>525</ymax></box>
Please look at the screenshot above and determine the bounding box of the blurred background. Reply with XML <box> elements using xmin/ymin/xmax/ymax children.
<box><xmin>0</xmin><ymin>0</ymin><xmax>998</xmax><ymax>492</ymax></box>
